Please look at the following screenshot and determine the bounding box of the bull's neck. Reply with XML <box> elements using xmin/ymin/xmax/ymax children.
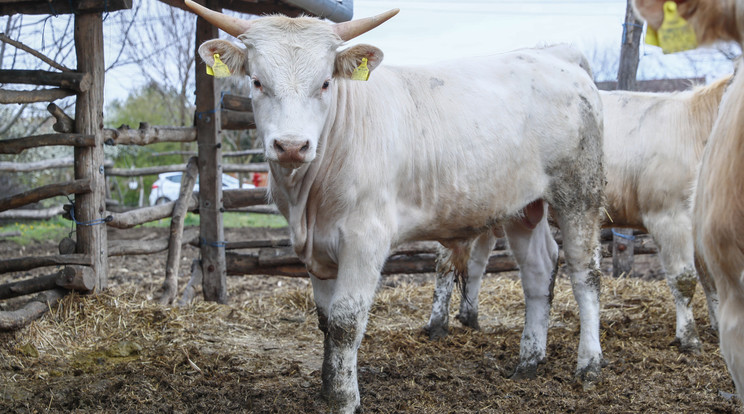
<box><xmin>268</xmin><ymin>87</ymin><xmax>340</xmax><ymax>266</ymax></box>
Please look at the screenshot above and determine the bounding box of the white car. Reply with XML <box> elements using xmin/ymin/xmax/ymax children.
<box><xmin>148</xmin><ymin>172</ymin><xmax>254</xmax><ymax>206</ymax></box>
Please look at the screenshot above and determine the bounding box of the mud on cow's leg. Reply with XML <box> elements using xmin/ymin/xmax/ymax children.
<box><xmin>455</xmin><ymin>232</ymin><xmax>495</xmax><ymax>330</ymax></box>
<box><xmin>557</xmin><ymin>214</ymin><xmax>603</xmax><ymax>385</ymax></box>
<box><xmin>424</xmin><ymin>268</ymin><xmax>455</xmax><ymax>340</ymax></box>
<box><xmin>645</xmin><ymin>213</ymin><xmax>703</xmax><ymax>352</ymax></box>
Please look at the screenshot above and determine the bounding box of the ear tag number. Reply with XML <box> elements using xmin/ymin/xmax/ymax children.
<box><xmin>351</xmin><ymin>57</ymin><xmax>370</xmax><ymax>81</ymax></box>
<box><xmin>207</xmin><ymin>53</ymin><xmax>231</xmax><ymax>78</ymax></box>
<box><xmin>645</xmin><ymin>1</ymin><xmax>697</xmax><ymax>54</ymax></box>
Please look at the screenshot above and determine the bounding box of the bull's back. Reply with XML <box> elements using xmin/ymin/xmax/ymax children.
<box><xmin>361</xmin><ymin>46</ymin><xmax>602</xmax><ymax>241</ymax></box>
<box><xmin>601</xmin><ymin>90</ymin><xmax>700</xmax><ymax>227</ymax></box>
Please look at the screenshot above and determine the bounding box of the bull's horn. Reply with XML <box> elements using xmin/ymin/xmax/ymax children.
<box><xmin>184</xmin><ymin>0</ymin><xmax>253</xmax><ymax>37</ymax></box>
<box><xmin>333</xmin><ymin>9</ymin><xmax>400</xmax><ymax>41</ymax></box>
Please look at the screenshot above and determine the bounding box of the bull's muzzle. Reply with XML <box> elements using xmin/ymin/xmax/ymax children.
<box><xmin>273</xmin><ymin>139</ymin><xmax>311</xmax><ymax>165</ymax></box>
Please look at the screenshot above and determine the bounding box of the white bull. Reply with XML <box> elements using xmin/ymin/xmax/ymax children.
<box><xmin>186</xmin><ymin>2</ymin><xmax>605</xmax><ymax>412</ymax></box>
<box><xmin>634</xmin><ymin>0</ymin><xmax>744</xmax><ymax>403</ymax></box>
<box><xmin>426</xmin><ymin>78</ymin><xmax>730</xmax><ymax>354</ymax></box>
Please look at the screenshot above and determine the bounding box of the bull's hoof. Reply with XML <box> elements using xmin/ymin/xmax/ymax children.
<box><xmin>575</xmin><ymin>359</ymin><xmax>602</xmax><ymax>390</ymax></box>
<box><xmin>455</xmin><ymin>312</ymin><xmax>480</xmax><ymax>330</ymax></box>
<box><xmin>322</xmin><ymin>388</ymin><xmax>360</xmax><ymax>414</ymax></box>
<box><xmin>510</xmin><ymin>361</ymin><xmax>538</xmax><ymax>380</ymax></box>
<box><xmin>423</xmin><ymin>323</ymin><xmax>449</xmax><ymax>340</ymax></box>
<box><xmin>671</xmin><ymin>336</ymin><xmax>702</xmax><ymax>355</ymax></box>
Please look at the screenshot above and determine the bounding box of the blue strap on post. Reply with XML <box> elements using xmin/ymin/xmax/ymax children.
<box><xmin>611</xmin><ymin>229</ymin><xmax>636</xmax><ymax>241</ymax></box>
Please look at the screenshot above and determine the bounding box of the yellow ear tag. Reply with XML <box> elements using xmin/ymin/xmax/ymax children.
<box><xmin>656</xmin><ymin>1</ymin><xmax>697</xmax><ymax>54</ymax></box>
<box><xmin>645</xmin><ymin>26</ymin><xmax>660</xmax><ymax>47</ymax></box>
<box><xmin>206</xmin><ymin>53</ymin><xmax>231</xmax><ymax>78</ymax></box>
<box><xmin>351</xmin><ymin>57</ymin><xmax>370</xmax><ymax>81</ymax></box>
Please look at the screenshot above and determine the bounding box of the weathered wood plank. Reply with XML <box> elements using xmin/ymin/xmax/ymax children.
<box><xmin>0</xmin><ymin>254</ymin><xmax>92</xmax><ymax>274</ymax></box>
<box><xmin>0</xmin><ymin>69</ymin><xmax>91</xmax><ymax>92</ymax></box>
<box><xmin>0</xmin><ymin>133</ymin><xmax>94</xmax><ymax>154</ymax></box>
<box><xmin>196</xmin><ymin>3</ymin><xmax>227</xmax><ymax>303</ymax></box>
<box><xmin>0</xmin><ymin>179</ymin><xmax>90</xmax><ymax>212</ymax></box>
<box><xmin>104</xmin><ymin>125</ymin><xmax>196</xmax><ymax>146</ymax></box>
<box><xmin>0</xmin><ymin>88</ymin><xmax>75</xmax><ymax>104</ymax></box>
<box><xmin>160</xmin><ymin>157</ymin><xmax>199</xmax><ymax>304</ymax></box>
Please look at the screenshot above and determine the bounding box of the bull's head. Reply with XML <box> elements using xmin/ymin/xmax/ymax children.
<box><xmin>632</xmin><ymin>0</ymin><xmax>742</xmax><ymax>45</ymax></box>
<box><xmin>185</xmin><ymin>0</ymin><xmax>398</xmax><ymax>168</ymax></box>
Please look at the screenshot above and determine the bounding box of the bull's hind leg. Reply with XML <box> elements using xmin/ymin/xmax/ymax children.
<box><xmin>424</xmin><ymin>264</ymin><xmax>456</xmax><ymax>340</ymax></box>
<box><xmin>554</xmin><ymin>207</ymin><xmax>603</xmax><ymax>384</ymax></box>
<box><xmin>643</xmin><ymin>211</ymin><xmax>702</xmax><ymax>352</ymax></box>
<box><xmin>505</xmin><ymin>202</ymin><xmax>560</xmax><ymax>379</ymax></box>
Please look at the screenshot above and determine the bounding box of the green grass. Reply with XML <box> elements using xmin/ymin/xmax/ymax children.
<box><xmin>0</xmin><ymin>213</ymin><xmax>287</xmax><ymax>246</ymax></box>
<box><xmin>142</xmin><ymin>212</ymin><xmax>287</xmax><ymax>228</ymax></box>
<box><xmin>0</xmin><ymin>216</ymin><xmax>72</xmax><ymax>246</ymax></box>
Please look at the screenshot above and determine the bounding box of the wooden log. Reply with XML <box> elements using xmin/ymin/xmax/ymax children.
<box><xmin>0</xmin><ymin>69</ymin><xmax>91</xmax><ymax>92</ymax></box>
<box><xmin>0</xmin><ymin>156</ymin><xmax>74</xmax><ymax>172</ymax></box>
<box><xmin>224</xmin><ymin>249</ymin><xmax>519</xmax><ymax>277</ymax></box>
<box><xmin>106</xmin><ymin>194</ymin><xmax>198</xmax><ymax>229</ymax></box>
<box><xmin>0</xmin><ymin>133</ymin><xmax>94</xmax><ymax>154</ymax></box>
<box><xmin>0</xmin><ymin>0</ymin><xmax>132</xmax><ymax>16</ymax></box>
<box><xmin>178</xmin><ymin>259</ymin><xmax>203</xmax><ymax>306</ymax></box>
<box><xmin>104</xmin><ymin>124</ymin><xmax>196</xmax><ymax>146</ymax></box>
<box><xmin>226</xmin><ymin>205</ymin><xmax>280</xmax><ymax>215</ymax></box>
<box><xmin>196</xmin><ymin>5</ymin><xmax>227</xmax><ymax>304</ymax></box>
<box><xmin>0</xmin><ymin>88</ymin><xmax>75</xmax><ymax>104</ymax></box>
<box><xmin>222</xmin><ymin>188</ymin><xmax>268</xmax><ymax>209</ymax></box>
<box><xmin>105</xmin><ymin>164</ymin><xmax>189</xmax><ymax>177</ymax></box>
<box><xmin>74</xmin><ymin>12</ymin><xmax>108</xmax><ymax>291</ymax></box>
<box><xmin>612</xmin><ymin>228</ymin><xmax>636</xmax><ymax>277</ymax></box>
<box><xmin>0</xmin><ymin>179</ymin><xmax>91</xmax><ymax>213</ymax></box>
<box><xmin>107</xmin><ymin>228</ymin><xmax>199</xmax><ymax>256</ymax></box>
<box><xmin>0</xmin><ymin>254</ymin><xmax>91</xmax><ymax>274</ymax></box>
<box><xmin>0</xmin><ymin>289</ymin><xmax>67</xmax><ymax>332</ymax></box>
<box><xmin>0</xmin><ymin>266</ymin><xmax>96</xmax><ymax>299</ymax></box>
<box><xmin>223</xmin><ymin>162</ymin><xmax>269</xmax><ymax>173</ymax></box>
<box><xmin>0</xmin><ymin>205</ymin><xmax>64</xmax><ymax>220</ymax></box>
<box><xmin>221</xmin><ymin>94</ymin><xmax>252</xmax><ymax>112</ymax></box>
<box><xmin>221</xmin><ymin>109</ymin><xmax>255</xmax><ymax>130</ymax></box>
<box><xmin>160</xmin><ymin>157</ymin><xmax>199</xmax><ymax>305</ymax></box>
<box><xmin>47</xmin><ymin>103</ymin><xmax>74</xmax><ymax>133</ymax></box>
<box><xmin>149</xmin><ymin>149</ymin><xmax>263</xmax><ymax>158</ymax></box>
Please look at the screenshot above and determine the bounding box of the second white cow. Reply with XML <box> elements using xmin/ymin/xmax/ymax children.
<box><xmin>426</xmin><ymin>78</ymin><xmax>729</xmax><ymax>355</ymax></box>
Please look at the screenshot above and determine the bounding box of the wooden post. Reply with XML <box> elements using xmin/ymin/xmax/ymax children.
<box><xmin>195</xmin><ymin>0</ymin><xmax>227</xmax><ymax>304</ymax></box>
<box><xmin>159</xmin><ymin>157</ymin><xmax>199</xmax><ymax>305</ymax></box>
<box><xmin>74</xmin><ymin>13</ymin><xmax>108</xmax><ymax>290</ymax></box>
<box><xmin>611</xmin><ymin>0</ymin><xmax>643</xmax><ymax>277</ymax></box>
<box><xmin>612</xmin><ymin>228</ymin><xmax>636</xmax><ymax>277</ymax></box>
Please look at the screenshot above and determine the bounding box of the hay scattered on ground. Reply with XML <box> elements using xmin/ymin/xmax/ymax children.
<box><xmin>0</xmin><ymin>229</ymin><xmax>741</xmax><ymax>413</ymax></box>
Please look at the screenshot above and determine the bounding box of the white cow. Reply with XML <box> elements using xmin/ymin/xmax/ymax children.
<box><xmin>186</xmin><ymin>2</ymin><xmax>605</xmax><ymax>412</ymax></box>
<box><xmin>634</xmin><ymin>0</ymin><xmax>744</xmax><ymax>403</ymax></box>
<box><xmin>426</xmin><ymin>78</ymin><xmax>730</xmax><ymax>355</ymax></box>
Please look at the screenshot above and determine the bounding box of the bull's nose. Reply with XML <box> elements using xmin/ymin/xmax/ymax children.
<box><xmin>273</xmin><ymin>139</ymin><xmax>310</xmax><ymax>164</ymax></box>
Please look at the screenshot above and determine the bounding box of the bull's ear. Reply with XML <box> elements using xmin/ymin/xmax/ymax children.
<box><xmin>198</xmin><ymin>39</ymin><xmax>247</xmax><ymax>76</ymax></box>
<box><xmin>335</xmin><ymin>44</ymin><xmax>384</xmax><ymax>79</ymax></box>
<box><xmin>632</xmin><ymin>0</ymin><xmax>665</xmax><ymax>29</ymax></box>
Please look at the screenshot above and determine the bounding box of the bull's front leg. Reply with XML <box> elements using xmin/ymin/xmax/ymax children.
<box><xmin>311</xmin><ymin>232</ymin><xmax>388</xmax><ymax>413</ymax></box>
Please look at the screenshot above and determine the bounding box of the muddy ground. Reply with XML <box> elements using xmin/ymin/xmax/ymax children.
<box><xmin>0</xmin><ymin>226</ymin><xmax>740</xmax><ymax>413</ymax></box>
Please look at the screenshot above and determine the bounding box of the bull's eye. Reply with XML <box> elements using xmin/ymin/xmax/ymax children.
<box><xmin>253</xmin><ymin>79</ymin><xmax>262</xmax><ymax>88</ymax></box>
<box><xmin>322</xmin><ymin>80</ymin><xmax>330</xmax><ymax>90</ymax></box>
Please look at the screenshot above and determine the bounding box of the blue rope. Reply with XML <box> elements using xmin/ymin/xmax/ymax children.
<box><xmin>195</xmin><ymin>91</ymin><xmax>227</xmax><ymax>121</ymax></box>
<box><xmin>67</xmin><ymin>196</ymin><xmax>113</xmax><ymax>227</ymax></box>
<box><xmin>621</xmin><ymin>22</ymin><xmax>644</xmax><ymax>45</ymax></box>
<box><xmin>611</xmin><ymin>229</ymin><xmax>636</xmax><ymax>241</ymax></box>
<box><xmin>201</xmin><ymin>237</ymin><xmax>227</xmax><ymax>248</ymax></box>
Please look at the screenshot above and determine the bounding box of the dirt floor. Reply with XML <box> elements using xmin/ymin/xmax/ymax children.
<box><xmin>0</xmin><ymin>227</ymin><xmax>741</xmax><ymax>413</ymax></box>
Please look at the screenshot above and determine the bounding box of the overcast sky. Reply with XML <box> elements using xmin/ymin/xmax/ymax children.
<box><xmin>100</xmin><ymin>0</ymin><xmax>737</xmax><ymax>105</ymax></box>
